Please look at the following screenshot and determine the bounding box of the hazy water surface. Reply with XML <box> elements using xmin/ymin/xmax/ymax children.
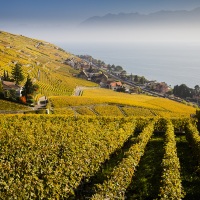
<box><xmin>58</xmin><ymin>42</ymin><xmax>200</xmax><ymax>88</ymax></box>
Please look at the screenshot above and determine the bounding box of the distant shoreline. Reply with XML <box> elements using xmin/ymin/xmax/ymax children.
<box><xmin>57</xmin><ymin>42</ymin><xmax>200</xmax><ymax>88</ymax></box>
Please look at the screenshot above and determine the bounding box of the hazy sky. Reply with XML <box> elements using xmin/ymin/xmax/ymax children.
<box><xmin>1</xmin><ymin>0</ymin><xmax>200</xmax><ymax>43</ymax></box>
<box><xmin>1</xmin><ymin>0</ymin><xmax>200</xmax><ymax>21</ymax></box>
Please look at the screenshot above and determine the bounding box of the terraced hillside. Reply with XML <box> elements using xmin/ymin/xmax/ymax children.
<box><xmin>50</xmin><ymin>88</ymin><xmax>196</xmax><ymax>117</ymax></box>
<box><xmin>0</xmin><ymin>31</ymin><xmax>97</xmax><ymax>96</ymax></box>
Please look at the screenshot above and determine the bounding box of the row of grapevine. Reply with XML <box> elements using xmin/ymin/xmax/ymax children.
<box><xmin>0</xmin><ymin>115</ymin><xmax>136</xmax><ymax>199</ymax></box>
<box><xmin>0</xmin><ymin>115</ymin><xmax>198</xmax><ymax>199</ymax></box>
<box><xmin>122</xmin><ymin>106</ymin><xmax>155</xmax><ymax>117</ymax></box>
<box><xmin>159</xmin><ymin>120</ymin><xmax>184</xmax><ymax>199</ymax></box>
<box><xmin>92</xmin><ymin>120</ymin><xmax>156</xmax><ymax>199</ymax></box>
<box><xmin>50</xmin><ymin>96</ymin><xmax>103</xmax><ymax>108</ymax></box>
<box><xmin>53</xmin><ymin>107</ymin><xmax>75</xmax><ymax>115</ymax></box>
<box><xmin>185</xmin><ymin>122</ymin><xmax>200</xmax><ymax>164</ymax></box>
<box><xmin>75</xmin><ymin>106</ymin><xmax>96</xmax><ymax>116</ymax></box>
<box><xmin>94</xmin><ymin>105</ymin><xmax>124</xmax><ymax>117</ymax></box>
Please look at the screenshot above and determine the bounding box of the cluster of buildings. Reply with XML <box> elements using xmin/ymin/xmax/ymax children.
<box><xmin>73</xmin><ymin>59</ymin><xmax>171</xmax><ymax>94</ymax></box>
<box><xmin>145</xmin><ymin>81</ymin><xmax>171</xmax><ymax>94</ymax></box>
<box><xmin>78</xmin><ymin>68</ymin><xmax>127</xmax><ymax>91</ymax></box>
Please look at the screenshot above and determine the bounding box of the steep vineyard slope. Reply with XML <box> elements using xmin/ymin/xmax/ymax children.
<box><xmin>0</xmin><ymin>31</ymin><xmax>97</xmax><ymax>96</ymax></box>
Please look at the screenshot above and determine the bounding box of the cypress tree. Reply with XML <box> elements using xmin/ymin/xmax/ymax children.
<box><xmin>11</xmin><ymin>63</ymin><xmax>24</xmax><ymax>85</ymax></box>
<box><xmin>22</xmin><ymin>75</ymin><xmax>34</xmax><ymax>98</ymax></box>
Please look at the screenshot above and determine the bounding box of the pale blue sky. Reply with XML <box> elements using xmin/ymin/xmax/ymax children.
<box><xmin>1</xmin><ymin>0</ymin><xmax>200</xmax><ymax>42</ymax></box>
<box><xmin>1</xmin><ymin>0</ymin><xmax>200</xmax><ymax>22</ymax></box>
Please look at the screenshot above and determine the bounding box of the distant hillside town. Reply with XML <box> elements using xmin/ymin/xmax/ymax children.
<box><xmin>64</xmin><ymin>54</ymin><xmax>200</xmax><ymax>106</ymax></box>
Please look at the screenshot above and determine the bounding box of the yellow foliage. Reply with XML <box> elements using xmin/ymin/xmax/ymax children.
<box><xmin>0</xmin><ymin>99</ymin><xmax>31</xmax><ymax>111</ymax></box>
<box><xmin>50</xmin><ymin>88</ymin><xmax>195</xmax><ymax>117</ymax></box>
<box><xmin>94</xmin><ymin>105</ymin><xmax>124</xmax><ymax>116</ymax></box>
<box><xmin>0</xmin><ymin>31</ymin><xmax>97</xmax><ymax>96</ymax></box>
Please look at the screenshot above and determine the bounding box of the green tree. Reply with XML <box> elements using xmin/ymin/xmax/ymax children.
<box><xmin>9</xmin><ymin>89</ymin><xmax>17</xmax><ymax>100</ymax></box>
<box><xmin>111</xmin><ymin>64</ymin><xmax>116</xmax><ymax>71</ymax></box>
<box><xmin>11</xmin><ymin>63</ymin><xmax>24</xmax><ymax>85</ymax></box>
<box><xmin>107</xmin><ymin>64</ymin><xmax>111</xmax><ymax>71</ymax></box>
<box><xmin>130</xmin><ymin>73</ymin><xmax>133</xmax><ymax>82</ymax></box>
<box><xmin>194</xmin><ymin>85</ymin><xmax>200</xmax><ymax>105</ymax></box>
<box><xmin>3</xmin><ymin>70</ymin><xmax>10</xmax><ymax>81</ymax></box>
<box><xmin>139</xmin><ymin>76</ymin><xmax>146</xmax><ymax>84</ymax></box>
<box><xmin>115</xmin><ymin>65</ymin><xmax>123</xmax><ymax>71</ymax></box>
<box><xmin>134</xmin><ymin>75</ymin><xmax>139</xmax><ymax>82</ymax></box>
<box><xmin>97</xmin><ymin>60</ymin><xmax>104</xmax><ymax>67</ymax></box>
<box><xmin>121</xmin><ymin>70</ymin><xmax>127</xmax><ymax>75</ymax></box>
<box><xmin>173</xmin><ymin>84</ymin><xmax>194</xmax><ymax>98</ymax></box>
<box><xmin>0</xmin><ymin>81</ymin><xmax>3</xmax><ymax>97</ymax></box>
<box><xmin>3</xmin><ymin>70</ymin><xmax>6</xmax><ymax>80</ymax></box>
<box><xmin>194</xmin><ymin>85</ymin><xmax>200</xmax><ymax>96</ymax></box>
<box><xmin>4</xmin><ymin>89</ymin><xmax>16</xmax><ymax>100</ymax></box>
<box><xmin>22</xmin><ymin>75</ymin><xmax>34</xmax><ymax>98</ymax></box>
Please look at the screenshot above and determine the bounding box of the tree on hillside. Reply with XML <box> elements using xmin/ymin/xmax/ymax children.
<box><xmin>139</xmin><ymin>76</ymin><xmax>146</xmax><ymax>84</ymax></box>
<box><xmin>134</xmin><ymin>75</ymin><xmax>139</xmax><ymax>82</ymax></box>
<box><xmin>22</xmin><ymin>75</ymin><xmax>39</xmax><ymax>99</ymax></box>
<box><xmin>11</xmin><ymin>63</ymin><xmax>24</xmax><ymax>85</ymax></box>
<box><xmin>0</xmin><ymin>81</ymin><xmax>3</xmax><ymax>97</ymax></box>
<box><xmin>194</xmin><ymin>85</ymin><xmax>200</xmax><ymax>104</ymax></box>
<box><xmin>107</xmin><ymin>64</ymin><xmax>111</xmax><ymax>71</ymax></box>
<box><xmin>130</xmin><ymin>73</ymin><xmax>133</xmax><ymax>82</ymax></box>
<box><xmin>173</xmin><ymin>84</ymin><xmax>194</xmax><ymax>98</ymax></box>
<box><xmin>3</xmin><ymin>70</ymin><xmax>11</xmax><ymax>81</ymax></box>
<box><xmin>111</xmin><ymin>64</ymin><xmax>116</xmax><ymax>71</ymax></box>
<box><xmin>121</xmin><ymin>70</ymin><xmax>127</xmax><ymax>76</ymax></box>
<box><xmin>3</xmin><ymin>70</ymin><xmax>7</xmax><ymax>80</ymax></box>
<box><xmin>115</xmin><ymin>65</ymin><xmax>123</xmax><ymax>71</ymax></box>
<box><xmin>194</xmin><ymin>85</ymin><xmax>200</xmax><ymax>96</ymax></box>
<box><xmin>97</xmin><ymin>60</ymin><xmax>105</xmax><ymax>67</ymax></box>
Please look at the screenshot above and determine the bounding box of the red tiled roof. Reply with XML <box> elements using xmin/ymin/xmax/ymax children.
<box><xmin>110</xmin><ymin>82</ymin><xmax>122</xmax><ymax>87</ymax></box>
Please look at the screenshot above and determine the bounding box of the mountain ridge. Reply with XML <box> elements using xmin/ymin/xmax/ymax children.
<box><xmin>80</xmin><ymin>7</ymin><xmax>200</xmax><ymax>27</ymax></box>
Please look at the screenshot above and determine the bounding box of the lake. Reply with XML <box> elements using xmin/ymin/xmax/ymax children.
<box><xmin>57</xmin><ymin>42</ymin><xmax>200</xmax><ymax>88</ymax></box>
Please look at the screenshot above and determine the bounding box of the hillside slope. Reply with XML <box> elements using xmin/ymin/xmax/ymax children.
<box><xmin>50</xmin><ymin>88</ymin><xmax>195</xmax><ymax>117</ymax></box>
<box><xmin>0</xmin><ymin>31</ymin><xmax>97</xmax><ymax>97</ymax></box>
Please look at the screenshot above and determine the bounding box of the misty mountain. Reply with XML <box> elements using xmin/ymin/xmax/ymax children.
<box><xmin>80</xmin><ymin>7</ymin><xmax>200</xmax><ymax>27</ymax></box>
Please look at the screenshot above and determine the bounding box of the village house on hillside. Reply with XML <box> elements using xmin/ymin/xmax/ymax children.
<box><xmin>109</xmin><ymin>81</ymin><xmax>123</xmax><ymax>90</ymax></box>
<box><xmin>77</xmin><ymin>63</ymin><xmax>110</xmax><ymax>83</ymax></box>
<box><xmin>108</xmin><ymin>81</ymin><xmax>133</xmax><ymax>93</ymax></box>
<box><xmin>76</xmin><ymin>63</ymin><xmax>134</xmax><ymax>93</ymax></box>
<box><xmin>0</xmin><ymin>77</ymin><xmax>23</xmax><ymax>97</ymax></box>
<box><xmin>78</xmin><ymin>69</ymin><xmax>109</xmax><ymax>84</ymax></box>
<box><xmin>154</xmin><ymin>82</ymin><xmax>170</xmax><ymax>94</ymax></box>
<box><xmin>146</xmin><ymin>81</ymin><xmax>170</xmax><ymax>94</ymax></box>
<box><xmin>77</xmin><ymin>67</ymin><xmax>132</xmax><ymax>92</ymax></box>
<box><xmin>78</xmin><ymin>70</ymin><xmax>90</xmax><ymax>80</ymax></box>
<box><xmin>92</xmin><ymin>73</ymin><xmax>108</xmax><ymax>85</ymax></box>
<box><xmin>63</xmin><ymin>58</ymin><xmax>83</xmax><ymax>70</ymax></box>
